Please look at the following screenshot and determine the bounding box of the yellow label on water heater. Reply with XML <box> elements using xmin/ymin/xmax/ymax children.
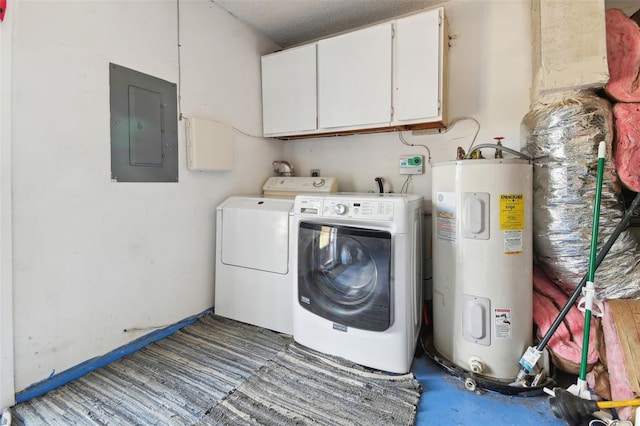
<box><xmin>499</xmin><ymin>194</ymin><xmax>525</xmax><ymax>230</ymax></box>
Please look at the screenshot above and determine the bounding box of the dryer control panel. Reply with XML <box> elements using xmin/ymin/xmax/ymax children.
<box><xmin>263</xmin><ymin>176</ymin><xmax>338</xmax><ymax>197</ymax></box>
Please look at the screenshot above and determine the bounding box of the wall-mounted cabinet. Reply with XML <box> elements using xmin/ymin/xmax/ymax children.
<box><xmin>394</xmin><ymin>9</ymin><xmax>443</xmax><ymax>125</ymax></box>
<box><xmin>318</xmin><ymin>23</ymin><xmax>393</xmax><ymax>130</ymax></box>
<box><xmin>261</xmin><ymin>44</ymin><xmax>317</xmax><ymax>136</ymax></box>
<box><xmin>261</xmin><ymin>7</ymin><xmax>448</xmax><ymax>139</ymax></box>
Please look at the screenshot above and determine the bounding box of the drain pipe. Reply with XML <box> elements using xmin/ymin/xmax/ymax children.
<box><xmin>375</xmin><ymin>177</ymin><xmax>384</xmax><ymax>194</ymax></box>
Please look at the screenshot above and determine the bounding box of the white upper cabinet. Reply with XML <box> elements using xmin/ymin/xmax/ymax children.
<box><xmin>261</xmin><ymin>44</ymin><xmax>317</xmax><ymax>136</ymax></box>
<box><xmin>317</xmin><ymin>23</ymin><xmax>393</xmax><ymax>129</ymax></box>
<box><xmin>393</xmin><ymin>8</ymin><xmax>444</xmax><ymax>124</ymax></box>
<box><xmin>260</xmin><ymin>7</ymin><xmax>448</xmax><ymax>139</ymax></box>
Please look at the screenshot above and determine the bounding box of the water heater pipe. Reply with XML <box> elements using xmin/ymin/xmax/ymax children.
<box><xmin>466</xmin><ymin>144</ymin><xmax>531</xmax><ymax>161</ymax></box>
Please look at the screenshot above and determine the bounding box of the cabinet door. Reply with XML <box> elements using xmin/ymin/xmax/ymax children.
<box><xmin>261</xmin><ymin>44</ymin><xmax>317</xmax><ymax>136</ymax></box>
<box><xmin>394</xmin><ymin>8</ymin><xmax>443</xmax><ymax>123</ymax></box>
<box><xmin>318</xmin><ymin>23</ymin><xmax>392</xmax><ymax>129</ymax></box>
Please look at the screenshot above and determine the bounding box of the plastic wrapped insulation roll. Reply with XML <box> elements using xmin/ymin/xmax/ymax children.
<box><xmin>522</xmin><ymin>93</ymin><xmax>640</xmax><ymax>300</ymax></box>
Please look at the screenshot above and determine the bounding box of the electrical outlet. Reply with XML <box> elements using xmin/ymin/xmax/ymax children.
<box><xmin>399</xmin><ymin>156</ymin><xmax>424</xmax><ymax>175</ymax></box>
<box><xmin>310</xmin><ymin>169</ymin><xmax>320</xmax><ymax>177</ymax></box>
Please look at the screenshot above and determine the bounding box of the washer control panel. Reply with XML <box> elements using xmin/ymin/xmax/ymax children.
<box><xmin>296</xmin><ymin>197</ymin><xmax>324</xmax><ymax>215</ymax></box>
<box><xmin>295</xmin><ymin>197</ymin><xmax>395</xmax><ymax>221</ymax></box>
<box><xmin>323</xmin><ymin>200</ymin><xmax>394</xmax><ymax>220</ymax></box>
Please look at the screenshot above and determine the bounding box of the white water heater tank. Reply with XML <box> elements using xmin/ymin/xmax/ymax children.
<box><xmin>432</xmin><ymin>158</ymin><xmax>532</xmax><ymax>381</ymax></box>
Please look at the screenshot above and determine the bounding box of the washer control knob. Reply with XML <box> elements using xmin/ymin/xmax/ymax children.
<box><xmin>313</xmin><ymin>179</ymin><xmax>326</xmax><ymax>187</ymax></box>
<box><xmin>334</xmin><ymin>203</ymin><xmax>347</xmax><ymax>215</ymax></box>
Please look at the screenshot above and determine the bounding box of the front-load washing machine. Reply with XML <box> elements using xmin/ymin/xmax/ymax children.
<box><xmin>290</xmin><ymin>193</ymin><xmax>423</xmax><ymax>373</ymax></box>
<box><xmin>215</xmin><ymin>177</ymin><xmax>337</xmax><ymax>335</ymax></box>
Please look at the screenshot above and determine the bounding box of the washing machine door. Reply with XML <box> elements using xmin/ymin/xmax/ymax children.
<box><xmin>297</xmin><ymin>222</ymin><xmax>391</xmax><ymax>331</ymax></box>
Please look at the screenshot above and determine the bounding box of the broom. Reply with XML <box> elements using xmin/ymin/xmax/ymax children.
<box><xmin>549</xmin><ymin>387</ymin><xmax>640</xmax><ymax>426</ymax></box>
<box><xmin>566</xmin><ymin>141</ymin><xmax>606</xmax><ymax>398</ymax></box>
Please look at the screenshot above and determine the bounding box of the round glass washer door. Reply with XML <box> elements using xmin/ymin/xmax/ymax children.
<box><xmin>297</xmin><ymin>222</ymin><xmax>392</xmax><ymax>331</ymax></box>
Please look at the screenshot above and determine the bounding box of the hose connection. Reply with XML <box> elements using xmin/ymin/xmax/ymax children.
<box><xmin>464</xmin><ymin>378</ymin><xmax>477</xmax><ymax>392</ymax></box>
<box><xmin>468</xmin><ymin>356</ymin><xmax>485</xmax><ymax>374</ymax></box>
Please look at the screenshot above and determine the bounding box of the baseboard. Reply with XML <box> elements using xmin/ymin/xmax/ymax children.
<box><xmin>15</xmin><ymin>307</ymin><xmax>213</xmax><ymax>404</ymax></box>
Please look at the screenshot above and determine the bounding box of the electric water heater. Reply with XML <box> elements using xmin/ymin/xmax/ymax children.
<box><xmin>431</xmin><ymin>158</ymin><xmax>533</xmax><ymax>381</ymax></box>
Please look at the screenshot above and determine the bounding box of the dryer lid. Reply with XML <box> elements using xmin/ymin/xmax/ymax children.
<box><xmin>220</xmin><ymin>197</ymin><xmax>292</xmax><ymax>274</ymax></box>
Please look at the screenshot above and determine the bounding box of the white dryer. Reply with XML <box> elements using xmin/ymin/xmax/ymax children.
<box><xmin>215</xmin><ymin>177</ymin><xmax>337</xmax><ymax>335</ymax></box>
<box><xmin>290</xmin><ymin>193</ymin><xmax>423</xmax><ymax>373</ymax></box>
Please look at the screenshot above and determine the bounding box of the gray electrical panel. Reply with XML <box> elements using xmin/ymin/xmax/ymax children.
<box><xmin>109</xmin><ymin>63</ymin><xmax>178</xmax><ymax>182</ymax></box>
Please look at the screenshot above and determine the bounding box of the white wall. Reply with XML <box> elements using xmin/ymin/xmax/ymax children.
<box><xmin>284</xmin><ymin>0</ymin><xmax>532</xmax><ymax>211</ymax></box>
<box><xmin>10</xmin><ymin>0</ymin><xmax>282</xmax><ymax>392</ymax></box>
<box><xmin>0</xmin><ymin>0</ymin><xmax>15</xmax><ymax>408</ymax></box>
<box><xmin>2</xmin><ymin>0</ymin><xmax>541</xmax><ymax>398</ymax></box>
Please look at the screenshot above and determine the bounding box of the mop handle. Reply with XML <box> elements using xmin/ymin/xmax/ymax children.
<box><xmin>588</xmin><ymin>142</ymin><xmax>606</xmax><ymax>284</ymax></box>
<box><xmin>578</xmin><ymin>142</ymin><xmax>606</xmax><ymax>382</ymax></box>
<box><xmin>535</xmin><ymin>144</ymin><xmax>640</xmax><ymax>353</ymax></box>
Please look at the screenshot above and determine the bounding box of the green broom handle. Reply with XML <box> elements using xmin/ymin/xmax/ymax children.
<box><xmin>588</xmin><ymin>144</ymin><xmax>605</xmax><ymax>290</ymax></box>
<box><xmin>579</xmin><ymin>142</ymin><xmax>606</xmax><ymax>381</ymax></box>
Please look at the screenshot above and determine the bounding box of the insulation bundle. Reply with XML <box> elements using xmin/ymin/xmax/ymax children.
<box><xmin>606</xmin><ymin>9</ymin><xmax>640</xmax><ymax>194</ymax></box>
<box><xmin>533</xmin><ymin>267</ymin><xmax>599</xmax><ymax>374</ymax></box>
<box><xmin>522</xmin><ymin>93</ymin><xmax>640</xmax><ymax>299</ymax></box>
<box><xmin>605</xmin><ymin>8</ymin><xmax>640</xmax><ymax>103</ymax></box>
<box><xmin>613</xmin><ymin>101</ymin><xmax>640</xmax><ymax>192</ymax></box>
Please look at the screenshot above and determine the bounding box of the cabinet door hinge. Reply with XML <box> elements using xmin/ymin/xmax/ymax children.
<box><xmin>391</xmin><ymin>106</ymin><xmax>394</xmax><ymax>120</ymax></box>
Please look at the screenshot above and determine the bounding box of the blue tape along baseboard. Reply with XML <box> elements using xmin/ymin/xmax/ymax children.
<box><xmin>15</xmin><ymin>307</ymin><xmax>213</xmax><ymax>404</ymax></box>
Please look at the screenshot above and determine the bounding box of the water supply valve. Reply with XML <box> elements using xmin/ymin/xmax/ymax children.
<box><xmin>494</xmin><ymin>137</ymin><xmax>504</xmax><ymax>159</ymax></box>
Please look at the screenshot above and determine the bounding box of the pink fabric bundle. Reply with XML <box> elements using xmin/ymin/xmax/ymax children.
<box><xmin>532</xmin><ymin>267</ymin><xmax>599</xmax><ymax>373</ymax></box>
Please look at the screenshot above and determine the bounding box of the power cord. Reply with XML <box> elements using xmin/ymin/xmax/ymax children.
<box><xmin>176</xmin><ymin>1</ymin><xmax>264</xmax><ymax>140</ymax></box>
<box><xmin>400</xmin><ymin>175</ymin><xmax>413</xmax><ymax>194</ymax></box>
<box><xmin>445</xmin><ymin>116</ymin><xmax>481</xmax><ymax>154</ymax></box>
<box><xmin>396</xmin><ymin>116</ymin><xmax>481</xmax><ymax>165</ymax></box>
<box><xmin>177</xmin><ymin>0</ymin><xmax>183</xmax><ymax>121</ymax></box>
<box><xmin>396</xmin><ymin>130</ymin><xmax>433</xmax><ymax>166</ymax></box>
<box><xmin>182</xmin><ymin>114</ymin><xmax>267</xmax><ymax>141</ymax></box>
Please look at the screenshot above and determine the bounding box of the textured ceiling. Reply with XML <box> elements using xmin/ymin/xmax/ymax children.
<box><xmin>213</xmin><ymin>0</ymin><xmax>640</xmax><ymax>50</ymax></box>
<box><xmin>213</xmin><ymin>0</ymin><xmax>447</xmax><ymax>48</ymax></box>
